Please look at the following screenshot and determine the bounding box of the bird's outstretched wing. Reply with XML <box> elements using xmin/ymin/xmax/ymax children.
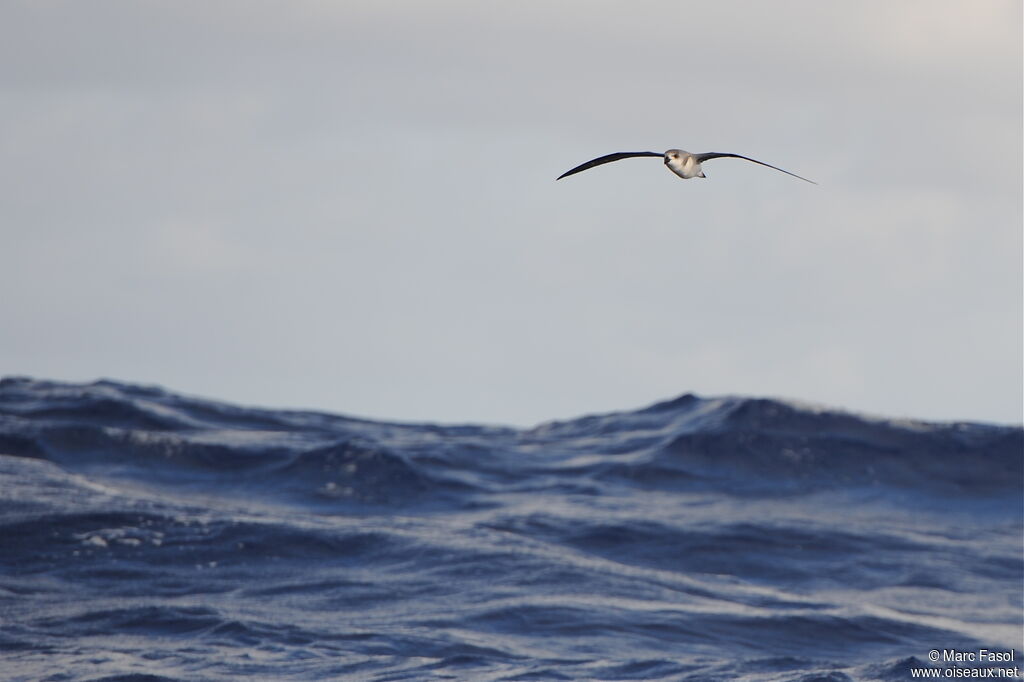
<box><xmin>694</xmin><ymin>153</ymin><xmax>816</xmax><ymax>184</ymax></box>
<box><xmin>556</xmin><ymin>151</ymin><xmax>663</xmax><ymax>180</ymax></box>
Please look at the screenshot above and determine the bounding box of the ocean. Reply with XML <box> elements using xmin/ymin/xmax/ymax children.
<box><xmin>1</xmin><ymin>377</ymin><xmax>1020</xmax><ymax>681</ymax></box>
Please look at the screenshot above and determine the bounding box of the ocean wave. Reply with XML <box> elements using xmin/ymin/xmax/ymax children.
<box><xmin>1</xmin><ymin>377</ymin><xmax>1019</xmax><ymax>502</ymax></box>
<box><xmin>1</xmin><ymin>377</ymin><xmax>1020</xmax><ymax>681</ymax></box>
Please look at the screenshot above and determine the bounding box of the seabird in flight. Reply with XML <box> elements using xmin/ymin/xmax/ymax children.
<box><xmin>557</xmin><ymin>149</ymin><xmax>815</xmax><ymax>184</ymax></box>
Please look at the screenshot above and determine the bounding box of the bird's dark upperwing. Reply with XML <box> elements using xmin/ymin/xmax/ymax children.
<box><xmin>695</xmin><ymin>153</ymin><xmax>816</xmax><ymax>184</ymax></box>
<box><xmin>556</xmin><ymin>151</ymin><xmax>663</xmax><ymax>180</ymax></box>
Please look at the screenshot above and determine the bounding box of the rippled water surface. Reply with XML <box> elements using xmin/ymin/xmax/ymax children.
<box><xmin>1</xmin><ymin>378</ymin><xmax>1021</xmax><ymax>681</ymax></box>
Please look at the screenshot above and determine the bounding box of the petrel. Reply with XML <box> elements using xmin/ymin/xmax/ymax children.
<box><xmin>557</xmin><ymin>149</ymin><xmax>815</xmax><ymax>184</ymax></box>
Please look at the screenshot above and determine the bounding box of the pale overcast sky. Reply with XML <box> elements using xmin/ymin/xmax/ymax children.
<box><xmin>2</xmin><ymin>1</ymin><xmax>1021</xmax><ymax>425</ymax></box>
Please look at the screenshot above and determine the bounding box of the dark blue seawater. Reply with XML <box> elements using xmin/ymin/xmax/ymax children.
<box><xmin>1</xmin><ymin>377</ymin><xmax>1021</xmax><ymax>681</ymax></box>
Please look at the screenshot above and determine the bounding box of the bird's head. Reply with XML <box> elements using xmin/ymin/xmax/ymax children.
<box><xmin>664</xmin><ymin>149</ymin><xmax>683</xmax><ymax>164</ymax></box>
